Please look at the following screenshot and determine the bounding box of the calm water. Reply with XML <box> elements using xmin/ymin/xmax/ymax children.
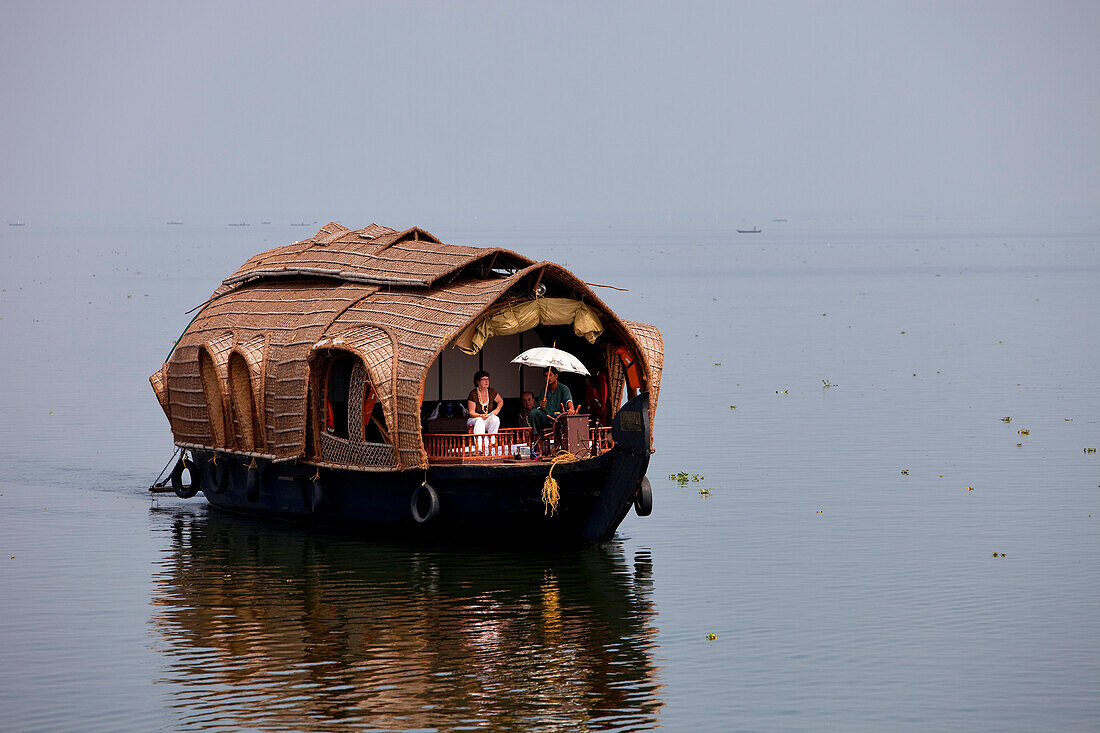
<box><xmin>1</xmin><ymin>220</ymin><xmax>1098</xmax><ymax>731</ymax></box>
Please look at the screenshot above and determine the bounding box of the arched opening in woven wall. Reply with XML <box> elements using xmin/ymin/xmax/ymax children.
<box><xmin>228</xmin><ymin>351</ymin><xmax>260</xmax><ymax>451</ymax></box>
<box><xmin>197</xmin><ymin>346</ymin><xmax>227</xmax><ymax>447</ymax></box>
<box><xmin>308</xmin><ymin>350</ymin><xmax>396</xmax><ymax>468</ymax></box>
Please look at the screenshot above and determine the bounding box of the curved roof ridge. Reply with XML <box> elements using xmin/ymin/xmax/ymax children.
<box><xmin>217</xmin><ymin>223</ymin><xmax>536</xmax><ymax>293</ymax></box>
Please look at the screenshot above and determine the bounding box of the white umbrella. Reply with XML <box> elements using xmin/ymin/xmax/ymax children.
<box><xmin>511</xmin><ymin>346</ymin><xmax>591</xmax><ymax>376</ymax></box>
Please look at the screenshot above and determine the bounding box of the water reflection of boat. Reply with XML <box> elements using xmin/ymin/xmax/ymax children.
<box><xmin>149</xmin><ymin>222</ymin><xmax>663</xmax><ymax>543</ymax></box>
<box><xmin>151</xmin><ymin>510</ymin><xmax>661</xmax><ymax>730</ymax></box>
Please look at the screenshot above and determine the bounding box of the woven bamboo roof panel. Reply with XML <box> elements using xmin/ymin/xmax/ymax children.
<box><xmin>218</xmin><ymin>223</ymin><xmax>534</xmax><ymax>291</ymax></box>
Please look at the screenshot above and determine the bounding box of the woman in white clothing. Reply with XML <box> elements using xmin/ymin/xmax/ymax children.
<box><xmin>466</xmin><ymin>370</ymin><xmax>504</xmax><ymax>439</ymax></box>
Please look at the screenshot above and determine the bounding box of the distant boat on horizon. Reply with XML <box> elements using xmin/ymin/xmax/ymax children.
<box><xmin>290</xmin><ymin>222</ymin><xmax>309</xmax><ymax>226</ymax></box>
<box><xmin>260</xmin><ymin>221</ymin><xmax>271</xmax><ymax>225</ymax></box>
<box><xmin>228</xmin><ymin>222</ymin><xmax>250</xmax><ymax>227</ymax></box>
<box><xmin>166</xmin><ymin>220</ymin><xmax>183</xmax><ymax>225</ymax></box>
<box><xmin>8</xmin><ymin>221</ymin><xmax>26</xmax><ymax>226</ymax></box>
<box><xmin>736</xmin><ymin>226</ymin><xmax>762</xmax><ymax>234</ymax></box>
<box><xmin>771</xmin><ymin>218</ymin><xmax>788</xmax><ymax>223</ymax></box>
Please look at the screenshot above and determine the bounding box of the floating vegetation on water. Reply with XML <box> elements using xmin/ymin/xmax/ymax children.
<box><xmin>714</xmin><ymin>362</ymin><xmax>722</xmax><ymax>366</ymax></box>
<box><xmin>1001</xmin><ymin>416</ymin><xmax>1012</xmax><ymax>422</ymax></box>
<box><xmin>1018</xmin><ymin>429</ymin><xmax>1030</xmax><ymax>435</ymax></box>
<box><xmin>729</xmin><ymin>405</ymin><xmax>736</xmax><ymax>409</ymax></box>
<box><xmin>707</xmin><ymin>633</ymin><xmax>718</xmax><ymax>641</ymax></box>
<box><xmin>669</xmin><ymin>472</ymin><xmax>705</xmax><ymax>486</ymax></box>
<box><xmin>699</xmin><ymin>488</ymin><xmax>710</xmax><ymax>495</ymax></box>
<box><xmin>901</xmin><ymin>469</ymin><xmax>909</xmax><ymax>475</ymax></box>
<box><xmin>1086</xmin><ymin>448</ymin><xmax>1096</xmax><ymax>454</ymax></box>
<box><xmin>776</xmin><ymin>389</ymin><xmax>788</xmax><ymax>394</ymax></box>
<box><xmin>816</xmin><ymin>509</ymin><xmax>823</xmax><ymax>514</ymax></box>
<box><xmin>822</xmin><ymin>378</ymin><xmax>835</xmax><ymax>387</ymax></box>
<box><xmin>965</xmin><ymin>486</ymin><xmax>974</xmax><ymax>491</ymax></box>
<box><xmin>992</xmin><ymin>552</ymin><xmax>1006</xmax><ymax>558</ymax></box>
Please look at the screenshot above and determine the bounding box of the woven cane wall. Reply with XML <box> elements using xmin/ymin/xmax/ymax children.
<box><xmin>227</xmin><ymin>352</ymin><xmax>257</xmax><ymax>451</ymax></box>
<box><xmin>623</xmin><ymin>320</ymin><xmax>663</xmax><ymax>442</ymax></box>
<box><xmin>166</xmin><ymin>280</ymin><xmax>378</xmax><ymax>454</ymax></box>
<box><xmin>260</xmin><ymin>283</ymin><xmax>378</xmax><ymax>457</ymax></box>
<box><xmin>233</xmin><ymin>335</ymin><xmax>267</xmax><ymax>451</ymax></box>
<box><xmin>198</xmin><ymin>346</ymin><xmax>227</xmax><ymax>446</ymax></box>
<box><xmin>149</xmin><ymin>364</ymin><xmax>170</xmax><ymax>419</ymax></box>
<box><xmin>604</xmin><ymin>344</ymin><xmax>627</xmax><ymax>420</ymax></box>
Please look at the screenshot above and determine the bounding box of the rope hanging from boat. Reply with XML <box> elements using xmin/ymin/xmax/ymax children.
<box><xmin>542</xmin><ymin>451</ymin><xmax>578</xmax><ymax>516</ymax></box>
<box><xmin>149</xmin><ymin>446</ymin><xmax>182</xmax><ymax>490</ymax></box>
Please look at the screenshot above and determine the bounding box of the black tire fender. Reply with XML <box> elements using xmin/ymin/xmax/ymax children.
<box><xmin>634</xmin><ymin>476</ymin><xmax>653</xmax><ymax>517</ymax></box>
<box><xmin>410</xmin><ymin>482</ymin><xmax>440</xmax><ymax>523</ymax></box>
<box><xmin>170</xmin><ymin>455</ymin><xmax>198</xmax><ymax>499</ymax></box>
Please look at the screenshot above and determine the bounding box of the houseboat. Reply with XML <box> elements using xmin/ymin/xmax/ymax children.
<box><xmin>150</xmin><ymin>222</ymin><xmax>662</xmax><ymax>543</ymax></box>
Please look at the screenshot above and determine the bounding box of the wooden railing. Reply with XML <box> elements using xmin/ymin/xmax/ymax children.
<box><xmin>424</xmin><ymin>425</ymin><xmax>616</xmax><ymax>462</ymax></box>
<box><xmin>424</xmin><ymin>427</ymin><xmax>532</xmax><ymax>461</ymax></box>
<box><xmin>592</xmin><ymin>426</ymin><xmax>614</xmax><ymax>453</ymax></box>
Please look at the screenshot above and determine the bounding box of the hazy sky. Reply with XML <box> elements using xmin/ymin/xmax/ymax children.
<box><xmin>2</xmin><ymin>1</ymin><xmax>1098</xmax><ymax>225</ymax></box>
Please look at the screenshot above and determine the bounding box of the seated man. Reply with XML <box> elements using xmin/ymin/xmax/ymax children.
<box><xmin>516</xmin><ymin>390</ymin><xmax>536</xmax><ymax>429</ymax></box>
<box><xmin>527</xmin><ymin>367</ymin><xmax>575</xmax><ymax>439</ymax></box>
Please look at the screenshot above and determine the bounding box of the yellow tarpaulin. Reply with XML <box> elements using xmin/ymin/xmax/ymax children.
<box><xmin>455</xmin><ymin>297</ymin><xmax>604</xmax><ymax>354</ymax></box>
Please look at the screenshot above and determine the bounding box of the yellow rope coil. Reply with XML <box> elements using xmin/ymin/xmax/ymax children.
<box><xmin>542</xmin><ymin>451</ymin><xmax>578</xmax><ymax>516</ymax></box>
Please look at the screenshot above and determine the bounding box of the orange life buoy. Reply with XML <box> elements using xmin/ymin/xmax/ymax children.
<box><xmin>615</xmin><ymin>346</ymin><xmax>643</xmax><ymax>394</ymax></box>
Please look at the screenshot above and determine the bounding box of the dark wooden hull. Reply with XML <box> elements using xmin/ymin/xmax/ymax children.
<box><xmin>185</xmin><ymin>393</ymin><xmax>653</xmax><ymax>544</ymax></box>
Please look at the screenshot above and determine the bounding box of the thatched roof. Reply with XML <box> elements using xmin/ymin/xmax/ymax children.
<box><xmin>219</xmin><ymin>222</ymin><xmax>535</xmax><ymax>290</ymax></box>
<box><xmin>153</xmin><ymin>223</ymin><xmax>661</xmax><ymax>470</ymax></box>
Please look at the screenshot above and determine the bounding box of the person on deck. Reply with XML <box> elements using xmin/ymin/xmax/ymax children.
<box><xmin>528</xmin><ymin>367</ymin><xmax>575</xmax><ymax>437</ymax></box>
<box><xmin>467</xmin><ymin>370</ymin><xmax>503</xmax><ymax>436</ymax></box>
<box><xmin>517</xmin><ymin>390</ymin><xmax>536</xmax><ymax>428</ymax></box>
